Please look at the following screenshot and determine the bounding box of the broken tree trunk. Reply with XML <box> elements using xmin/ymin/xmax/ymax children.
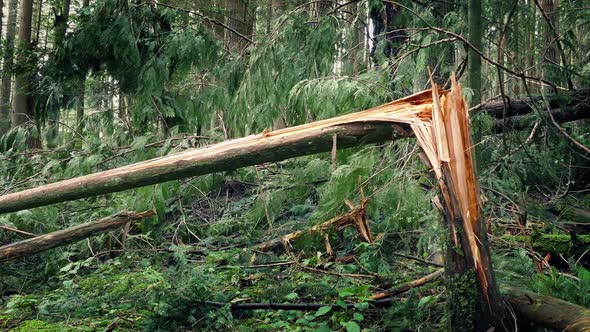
<box><xmin>0</xmin><ymin>89</ymin><xmax>588</xmax><ymax>215</ymax></box>
<box><xmin>0</xmin><ymin>210</ymin><xmax>154</xmax><ymax>262</ymax></box>
<box><xmin>504</xmin><ymin>287</ymin><xmax>590</xmax><ymax>332</ymax></box>
<box><xmin>0</xmin><ymin>90</ymin><xmax>440</xmax><ymax>214</ymax></box>
<box><xmin>411</xmin><ymin>78</ymin><xmax>506</xmax><ymax>331</ymax></box>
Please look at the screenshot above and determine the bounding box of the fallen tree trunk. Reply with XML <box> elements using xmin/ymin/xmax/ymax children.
<box><xmin>504</xmin><ymin>287</ymin><xmax>590</xmax><ymax>332</ymax></box>
<box><xmin>1</xmin><ymin>89</ymin><xmax>588</xmax><ymax>215</ymax></box>
<box><xmin>0</xmin><ymin>210</ymin><xmax>155</xmax><ymax>262</ymax></box>
<box><xmin>479</xmin><ymin>89</ymin><xmax>589</xmax><ymax>118</ymax></box>
<box><xmin>494</xmin><ymin>105</ymin><xmax>590</xmax><ymax>133</ymax></box>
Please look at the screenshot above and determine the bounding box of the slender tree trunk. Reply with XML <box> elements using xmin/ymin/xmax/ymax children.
<box><xmin>225</xmin><ymin>0</ymin><xmax>254</xmax><ymax>52</ymax></box>
<box><xmin>369</xmin><ymin>1</ymin><xmax>407</xmax><ymax>89</ymax></box>
<box><xmin>467</xmin><ymin>0</ymin><xmax>482</xmax><ymax>105</ymax></box>
<box><xmin>46</xmin><ymin>0</ymin><xmax>72</xmax><ymax>148</ymax></box>
<box><xmin>76</xmin><ymin>0</ymin><xmax>89</xmax><ymax>130</ymax></box>
<box><xmin>0</xmin><ymin>0</ymin><xmax>19</xmax><ymax>135</ymax></box>
<box><xmin>13</xmin><ymin>0</ymin><xmax>40</xmax><ymax>149</ymax></box>
<box><xmin>32</xmin><ymin>0</ymin><xmax>42</xmax><ymax>45</ymax></box>
<box><xmin>540</xmin><ymin>0</ymin><xmax>560</xmax><ymax>89</ymax></box>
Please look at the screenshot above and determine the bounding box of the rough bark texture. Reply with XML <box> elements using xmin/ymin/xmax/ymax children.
<box><xmin>467</xmin><ymin>0</ymin><xmax>482</xmax><ymax>104</ymax></box>
<box><xmin>0</xmin><ymin>122</ymin><xmax>411</xmax><ymax>214</ymax></box>
<box><xmin>504</xmin><ymin>287</ymin><xmax>590</xmax><ymax>332</ymax></box>
<box><xmin>493</xmin><ymin>104</ymin><xmax>590</xmax><ymax>133</ymax></box>
<box><xmin>0</xmin><ymin>211</ymin><xmax>155</xmax><ymax>262</ymax></box>
<box><xmin>225</xmin><ymin>0</ymin><xmax>254</xmax><ymax>51</ymax></box>
<box><xmin>0</xmin><ymin>0</ymin><xmax>19</xmax><ymax>134</ymax></box>
<box><xmin>12</xmin><ymin>0</ymin><xmax>39</xmax><ymax>148</ymax></box>
<box><xmin>480</xmin><ymin>89</ymin><xmax>589</xmax><ymax>118</ymax></box>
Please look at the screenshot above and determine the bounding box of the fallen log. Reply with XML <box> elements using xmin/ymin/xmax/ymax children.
<box><xmin>1</xmin><ymin>89</ymin><xmax>588</xmax><ymax>215</ymax></box>
<box><xmin>0</xmin><ymin>210</ymin><xmax>155</xmax><ymax>262</ymax></box>
<box><xmin>494</xmin><ymin>105</ymin><xmax>590</xmax><ymax>133</ymax></box>
<box><xmin>479</xmin><ymin>89</ymin><xmax>589</xmax><ymax>118</ymax></box>
<box><xmin>504</xmin><ymin>287</ymin><xmax>590</xmax><ymax>332</ymax></box>
<box><xmin>0</xmin><ymin>89</ymin><xmax>439</xmax><ymax>214</ymax></box>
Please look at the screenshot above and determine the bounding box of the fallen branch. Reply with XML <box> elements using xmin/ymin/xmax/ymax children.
<box><xmin>504</xmin><ymin>287</ymin><xmax>590</xmax><ymax>332</ymax></box>
<box><xmin>0</xmin><ymin>88</ymin><xmax>429</xmax><ymax>214</ymax></box>
<box><xmin>493</xmin><ymin>105</ymin><xmax>590</xmax><ymax>133</ymax></box>
<box><xmin>0</xmin><ymin>210</ymin><xmax>155</xmax><ymax>262</ymax></box>
<box><xmin>0</xmin><ymin>225</ymin><xmax>37</xmax><ymax>237</ymax></box>
<box><xmin>255</xmin><ymin>199</ymin><xmax>371</xmax><ymax>253</ymax></box>
<box><xmin>369</xmin><ymin>268</ymin><xmax>444</xmax><ymax>300</ymax></box>
<box><xmin>204</xmin><ymin>269</ymin><xmax>443</xmax><ymax>311</ymax></box>
<box><xmin>204</xmin><ymin>298</ymin><xmax>396</xmax><ymax>311</ymax></box>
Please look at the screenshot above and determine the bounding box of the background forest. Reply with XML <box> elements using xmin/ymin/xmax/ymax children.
<box><xmin>0</xmin><ymin>0</ymin><xmax>589</xmax><ymax>331</ymax></box>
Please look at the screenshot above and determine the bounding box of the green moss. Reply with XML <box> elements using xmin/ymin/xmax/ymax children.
<box><xmin>446</xmin><ymin>269</ymin><xmax>479</xmax><ymax>332</ymax></box>
<box><xmin>9</xmin><ymin>320</ymin><xmax>67</xmax><ymax>332</ymax></box>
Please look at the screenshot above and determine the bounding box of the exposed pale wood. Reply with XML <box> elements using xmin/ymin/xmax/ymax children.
<box><xmin>255</xmin><ymin>199</ymin><xmax>370</xmax><ymax>252</ymax></box>
<box><xmin>504</xmin><ymin>287</ymin><xmax>590</xmax><ymax>332</ymax></box>
<box><xmin>0</xmin><ymin>210</ymin><xmax>155</xmax><ymax>262</ymax></box>
<box><xmin>0</xmin><ymin>89</ymin><xmax>437</xmax><ymax>214</ymax></box>
<box><xmin>411</xmin><ymin>77</ymin><xmax>505</xmax><ymax>330</ymax></box>
<box><xmin>369</xmin><ymin>268</ymin><xmax>444</xmax><ymax>300</ymax></box>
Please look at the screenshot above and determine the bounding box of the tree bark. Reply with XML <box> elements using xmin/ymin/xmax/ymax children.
<box><xmin>0</xmin><ymin>0</ymin><xmax>19</xmax><ymax>135</ymax></box>
<box><xmin>46</xmin><ymin>0</ymin><xmax>72</xmax><ymax>148</ymax></box>
<box><xmin>225</xmin><ymin>0</ymin><xmax>254</xmax><ymax>52</ymax></box>
<box><xmin>467</xmin><ymin>0</ymin><xmax>482</xmax><ymax>105</ymax></box>
<box><xmin>504</xmin><ymin>287</ymin><xmax>590</xmax><ymax>332</ymax></box>
<box><xmin>0</xmin><ymin>121</ymin><xmax>412</xmax><ymax>214</ymax></box>
<box><xmin>0</xmin><ymin>0</ymin><xmax>3</xmax><ymax>53</ymax></box>
<box><xmin>0</xmin><ymin>89</ymin><xmax>587</xmax><ymax>215</ymax></box>
<box><xmin>0</xmin><ymin>210</ymin><xmax>155</xmax><ymax>262</ymax></box>
<box><xmin>76</xmin><ymin>0</ymin><xmax>89</xmax><ymax>130</ymax></box>
<box><xmin>12</xmin><ymin>0</ymin><xmax>39</xmax><ymax>148</ymax></box>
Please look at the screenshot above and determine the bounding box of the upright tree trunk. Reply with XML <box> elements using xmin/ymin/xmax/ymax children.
<box><xmin>33</xmin><ymin>0</ymin><xmax>43</xmax><ymax>45</ymax></box>
<box><xmin>369</xmin><ymin>1</ymin><xmax>407</xmax><ymax>90</ymax></box>
<box><xmin>12</xmin><ymin>0</ymin><xmax>40</xmax><ymax>149</ymax></box>
<box><xmin>76</xmin><ymin>0</ymin><xmax>89</xmax><ymax>130</ymax></box>
<box><xmin>540</xmin><ymin>0</ymin><xmax>559</xmax><ymax>88</ymax></box>
<box><xmin>467</xmin><ymin>0</ymin><xmax>482</xmax><ymax>105</ymax></box>
<box><xmin>46</xmin><ymin>0</ymin><xmax>72</xmax><ymax>148</ymax></box>
<box><xmin>0</xmin><ymin>0</ymin><xmax>19</xmax><ymax>135</ymax></box>
<box><xmin>0</xmin><ymin>0</ymin><xmax>3</xmax><ymax>49</ymax></box>
<box><xmin>225</xmin><ymin>0</ymin><xmax>254</xmax><ymax>52</ymax></box>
